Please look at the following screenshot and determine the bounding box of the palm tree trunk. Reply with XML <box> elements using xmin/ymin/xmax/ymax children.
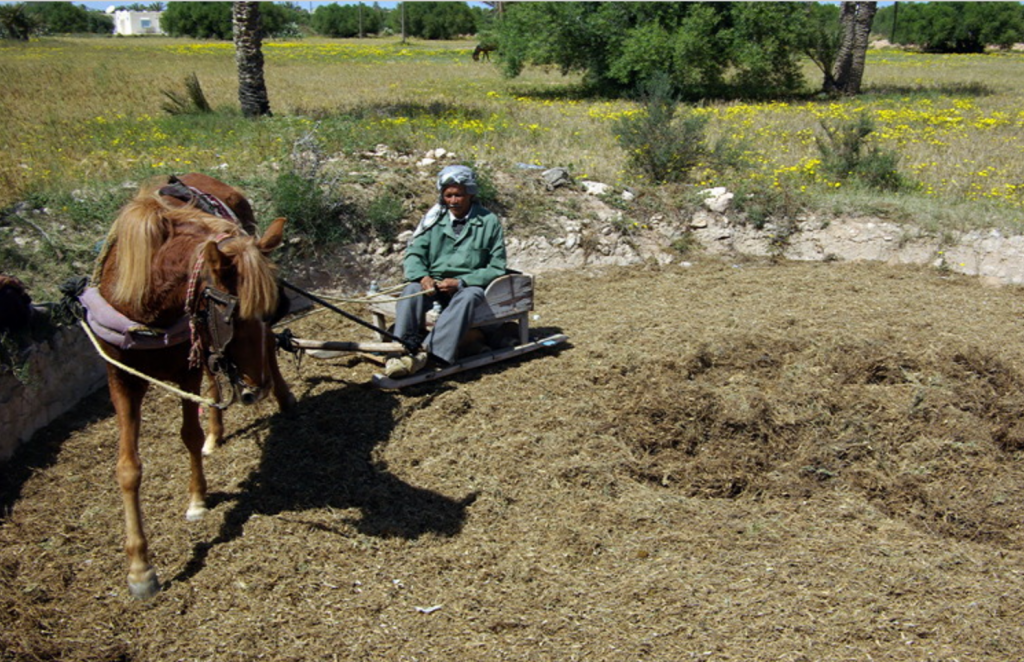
<box><xmin>830</xmin><ymin>1</ymin><xmax>877</xmax><ymax>95</ymax></box>
<box><xmin>232</xmin><ymin>2</ymin><xmax>271</xmax><ymax>118</ymax></box>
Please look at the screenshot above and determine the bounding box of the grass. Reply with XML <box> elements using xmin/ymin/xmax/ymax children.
<box><xmin>3</xmin><ymin>36</ymin><xmax>1024</xmax><ymax>300</ymax></box>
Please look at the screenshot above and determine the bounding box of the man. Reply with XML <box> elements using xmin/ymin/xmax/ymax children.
<box><xmin>385</xmin><ymin>165</ymin><xmax>507</xmax><ymax>378</ymax></box>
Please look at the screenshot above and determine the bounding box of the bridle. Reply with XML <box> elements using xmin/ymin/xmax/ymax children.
<box><xmin>184</xmin><ymin>234</ymin><xmax>252</xmax><ymax>408</ymax></box>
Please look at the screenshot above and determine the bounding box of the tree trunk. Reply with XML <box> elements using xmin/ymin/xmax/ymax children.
<box><xmin>232</xmin><ymin>2</ymin><xmax>271</xmax><ymax>118</ymax></box>
<box><xmin>829</xmin><ymin>1</ymin><xmax>877</xmax><ymax>95</ymax></box>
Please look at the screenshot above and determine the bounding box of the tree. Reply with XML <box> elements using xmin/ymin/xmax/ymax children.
<box><xmin>885</xmin><ymin>2</ymin><xmax>1024</xmax><ymax>53</ymax></box>
<box><xmin>0</xmin><ymin>3</ymin><xmax>36</xmax><ymax>40</ymax></box>
<box><xmin>162</xmin><ymin>2</ymin><xmax>232</xmax><ymax>39</ymax></box>
<box><xmin>495</xmin><ymin>2</ymin><xmax>809</xmax><ymax>100</ymax></box>
<box><xmin>401</xmin><ymin>2</ymin><xmax>475</xmax><ymax>40</ymax></box>
<box><xmin>828</xmin><ymin>1</ymin><xmax>876</xmax><ymax>96</ymax></box>
<box><xmin>312</xmin><ymin>3</ymin><xmax>382</xmax><ymax>38</ymax></box>
<box><xmin>24</xmin><ymin>2</ymin><xmax>111</xmax><ymax>35</ymax></box>
<box><xmin>233</xmin><ymin>1</ymin><xmax>271</xmax><ymax>118</ymax></box>
<box><xmin>801</xmin><ymin>3</ymin><xmax>843</xmax><ymax>92</ymax></box>
<box><xmin>163</xmin><ymin>2</ymin><xmax>295</xmax><ymax>40</ymax></box>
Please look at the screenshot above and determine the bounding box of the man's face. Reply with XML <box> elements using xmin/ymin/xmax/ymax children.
<box><xmin>442</xmin><ymin>184</ymin><xmax>473</xmax><ymax>218</ymax></box>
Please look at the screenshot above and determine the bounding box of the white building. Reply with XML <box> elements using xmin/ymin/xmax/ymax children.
<box><xmin>111</xmin><ymin>10</ymin><xmax>165</xmax><ymax>36</ymax></box>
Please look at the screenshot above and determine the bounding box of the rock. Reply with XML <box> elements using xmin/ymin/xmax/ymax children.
<box><xmin>542</xmin><ymin>167</ymin><xmax>573</xmax><ymax>190</ymax></box>
<box><xmin>690</xmin><ymin>211</ymin><xmax>714</xmax><ymax>229</ymax></box>
<box><xmin>700</xmin><ymin>186</ymin><xmax>734</xmax><ymax>213</ymax></box>
<box><xmin>581</xmin><ymin>180</ymin><xmax>611</xmax><ymax>196</ymax></box>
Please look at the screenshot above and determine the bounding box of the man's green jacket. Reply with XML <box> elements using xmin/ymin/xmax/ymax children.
<box><xmin>403</xmin><ymin>202</ymin><xmax>507</xmax><ymax>288</ymax></box>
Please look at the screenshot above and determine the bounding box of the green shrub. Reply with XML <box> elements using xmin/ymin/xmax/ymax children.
<box><xmin>365</xmin><ymin>192</ymin><xmax>405</xmax><ymax>244</ymax></box>
<box><xmin>274</xmin><ymin>130</ymin><xmax>350</xmax><ymax>244</ymax></box>
<box><xmin>815</xmin><ymin>114</ymin><xmax>907</xmax><ymax>192</ymax></box>
<box><xmin>160</xmin><ymin>73</ymin><xmax>212</xmax><ymax>116</ymax></box>
<box><xmin>613</xmin><ymin>73</ymin><xmax>710</xmax><ymax>184</ymax></box>
<box><xmin>273</xmin><ymin>170</ymin><xmax>347</xmax><ymax>243</ymax></box>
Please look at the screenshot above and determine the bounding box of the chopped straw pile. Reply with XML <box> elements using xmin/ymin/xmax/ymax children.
<box><xmin>4</xmin><ymin>258</ymin><xmax>1024</xmax><ymax>661</ymax></box>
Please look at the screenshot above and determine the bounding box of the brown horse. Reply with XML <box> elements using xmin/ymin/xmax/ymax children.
<box><xmin>472</xmin><ymin>43</ymin><xmax>495</xmax><ymax>62</ymax></box>
<box><xmin>93</xmin><ymin>173</ymin><xmax>294</xmax><ymax>599</ymax></box>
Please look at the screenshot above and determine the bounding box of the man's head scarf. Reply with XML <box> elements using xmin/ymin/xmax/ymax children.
<box><xmin>413</xmin><ymin>165</ymin><xmax>479</xmax><ymax>238</ymax></box>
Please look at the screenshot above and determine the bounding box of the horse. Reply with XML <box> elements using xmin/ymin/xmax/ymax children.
<box><xmin>89</xmin><ymin>173</ymin><xmax>294</xmax><ymax>599</ymax></box>
<box><xmin>472</xmin><ymin>43</ymin><xmax>495</xmax><ymax>62</ymax></box>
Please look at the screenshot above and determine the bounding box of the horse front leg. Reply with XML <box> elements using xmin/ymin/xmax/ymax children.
<box><xmin>201</xmin><ymin>367</ymin><xmax>224</xmax><ymax>456</ymax></box>
<box><xmin>109</xmin><ymin>366</ymin><xmax>160</xmax><ymax>599</ymax></box>
<box><xmin>181</xmin><ymin>370</ymin><xmax>209</xmax><ymax>521</ymax></box>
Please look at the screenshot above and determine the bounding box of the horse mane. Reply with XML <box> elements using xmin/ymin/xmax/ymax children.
<box><xmin>106</xmin><ymin>184</ymin><xmax>278</xmax><ymax>320</ymax></box>
<box><xmin>216</xmin><ymin>235</ymin><xmax>279</xmax><ymax>321</ymax></box>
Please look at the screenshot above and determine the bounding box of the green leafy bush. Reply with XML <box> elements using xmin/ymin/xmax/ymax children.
<box><xmin>613</xmin><ymin>73</ymin><xmax>709</xmax><ymax>184</ymax></box>
<box><xmin>365</xmin><ymin>192</ymin><xmax>405</xmax><ymax>244</ymax></box>
<box><xmin>815</xmin><ymin>114</ymin><xmax>907</xmax><ymax>191</ymax></box>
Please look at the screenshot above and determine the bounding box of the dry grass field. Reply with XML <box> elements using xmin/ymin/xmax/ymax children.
<box><xmin>4</xmin><ymin>259</ymin><xmax>1024</xmax><ymax>661</ymax></box>
<box><xmin>5</xmin><ymin>35</ymin><xmax>1024</xmax><ymax>662</ymax></box>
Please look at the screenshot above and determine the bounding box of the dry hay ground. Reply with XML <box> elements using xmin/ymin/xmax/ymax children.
<box><xmin>4</xmin><ymin>258</ymin><xmax>1024</xmax><ymax>661</ymax></box>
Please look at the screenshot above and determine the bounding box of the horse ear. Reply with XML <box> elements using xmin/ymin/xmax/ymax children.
<box><xmin>257</xmin><ymin>217</ymin><xmax>286</xmax><ymax>254</ymax></box>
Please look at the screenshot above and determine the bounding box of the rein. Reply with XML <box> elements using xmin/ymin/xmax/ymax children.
<box><xmin>79</xmin><ymin>319</ymin><xmax>226</xmax><ymax>409</ymax></box>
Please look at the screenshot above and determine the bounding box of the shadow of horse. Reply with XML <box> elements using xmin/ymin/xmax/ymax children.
<box><xmin>171</xmin><ymin>377</ymin><xmax>475</xmax><ymax>586</ymax></box>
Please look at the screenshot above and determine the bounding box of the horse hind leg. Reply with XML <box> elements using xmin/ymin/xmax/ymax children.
<box><xmin>267</xmin><ymin>329</ymin><xmax>296</xmax><ymax>412</ymax></box>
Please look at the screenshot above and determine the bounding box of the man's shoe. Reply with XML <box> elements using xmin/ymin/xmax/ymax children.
<box><xmin>384</xmin><ymin>352</ymin><xmax>428</xmax><ymax>378</ymax></box>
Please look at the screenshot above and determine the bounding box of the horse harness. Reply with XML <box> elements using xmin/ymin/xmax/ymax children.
<box><xmin>184</xmin><ymin>233</ymin><xmax>249</xmax><ymax>407</ymax></box>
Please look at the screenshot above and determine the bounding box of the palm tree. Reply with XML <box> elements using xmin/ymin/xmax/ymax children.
<box><xmin>232</xmin><ymin>1</ymin><xmax>271</xmax><ymax>118</ymax></box>
<box><xmin>830</xmin><ymin>1</ymin><xmax>877</xmax><ymax>95</ymax></box>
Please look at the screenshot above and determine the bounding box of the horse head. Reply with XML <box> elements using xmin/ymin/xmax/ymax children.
<box><xmin>197</xmin><ymin>217</ymin><xmax>286</xmax><ymax>406</ymax></box>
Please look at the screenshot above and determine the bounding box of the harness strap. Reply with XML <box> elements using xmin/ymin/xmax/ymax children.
<box><xmin>184</xmin><ymin>233</ymin><xmax>233</xmax><ymax>368</ymax></box>
<box><xmin>160</xmin><ymin>176</ymin><xmax>242</xmax><ymax>228</ymax></box>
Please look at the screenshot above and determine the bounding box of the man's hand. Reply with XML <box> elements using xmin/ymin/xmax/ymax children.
<box><xmin>436</xmin><ymin>277</ymin><xmax>461</xmax><ymax>295</ymax></box>
<box><xmin>420</xmin><ymin>276</ymin><xmax>461</xmax><ymax>295</ymax></box>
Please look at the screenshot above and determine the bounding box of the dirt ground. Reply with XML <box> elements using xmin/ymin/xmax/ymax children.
<box><xmin>4</xmin><ymin>257</ymin><xmax>1024</xmax><ymax>661</ymax></box>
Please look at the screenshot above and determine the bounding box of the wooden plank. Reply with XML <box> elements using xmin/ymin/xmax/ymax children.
<box><xmin>372</xmin><ymin>333</ymin><xmax>569</xmax><ymax>389</ymax></box>
<box><xmin>289</xmin><ymin>338</ymin><xmax>405</xmax><ymax>354</ymax></box>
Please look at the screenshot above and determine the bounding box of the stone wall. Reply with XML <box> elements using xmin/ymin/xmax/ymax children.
<box><xmin>0</xmin><ymin>325</ymin><xmax>106</xmax><ymax>463</ymax></box>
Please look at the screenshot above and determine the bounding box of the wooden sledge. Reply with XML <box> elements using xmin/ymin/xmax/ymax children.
<box><xmin>290</xmin><ymin>272</ymin><xmax>566</xmax><ymax>388</ymax></box>
<box><xmin>367</xmin><ymin>272</ymin><xmax>567</xmax><ymax>389</ymax></box>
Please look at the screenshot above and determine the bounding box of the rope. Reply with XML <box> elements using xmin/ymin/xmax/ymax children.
<box><xmin>79</xmin><ymin>319</ymin><xmax>224</xmax><ymax>409</ymax></box>
<box><xmin>309</xmin><ymin>283</ymin><xmax>437</xmax><ymax>306</ymax></box>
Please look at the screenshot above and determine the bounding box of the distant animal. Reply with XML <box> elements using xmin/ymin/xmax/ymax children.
<box><xmin>87</xmin><ymin>173</ymin><xmax>294</xmax><ymax>599</ymax></box>
<box><xmin>472</xmin><ymin>43</ymin><xmax>495</xmax><ymax>62</ymax></box>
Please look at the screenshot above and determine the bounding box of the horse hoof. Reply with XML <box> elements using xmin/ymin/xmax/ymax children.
<box><xmin>128</xmin><ymin>570</ymin><xmax>160</xmax><ymax>600</ymax></box>
<box><xmin>186</xmin><ymin>504</ymin><xmax>208</xmax><ymax>521</ymax></box>
<box><xmin>277</xmin><ymin>392</ymin><xmax>297</xmax><ymax>413</ymax></box>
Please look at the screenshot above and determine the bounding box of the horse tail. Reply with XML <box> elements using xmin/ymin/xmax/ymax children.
<box><xmin>108</xmin><ymin>194</ymin><xmax>171</xmax><ymax>314</ymax></box>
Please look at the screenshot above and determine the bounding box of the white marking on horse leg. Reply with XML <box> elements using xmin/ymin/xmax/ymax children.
<box><xmin>186</xmin><ymin>500</ymin><xmax>208</xmax><ymax>521</ymax></box>
<box><xmin>202</xmin><ymin>431</ymin><xmax>219</xmax><ymax>456</ymax></box>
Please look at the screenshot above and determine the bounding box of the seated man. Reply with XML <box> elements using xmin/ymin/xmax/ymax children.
<box><xmin>385</xmin><ymin>165</ymin><xmax>507</xmax><ymax>378</ymax></box>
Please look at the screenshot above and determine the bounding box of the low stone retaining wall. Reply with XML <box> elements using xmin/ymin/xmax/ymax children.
<box><xmin>0</xmin><ymin>325</ymin><xmax>106</xmax><ymax>463</ymax></box>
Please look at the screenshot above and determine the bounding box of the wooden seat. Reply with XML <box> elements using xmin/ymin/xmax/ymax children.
<box><xmin>368</xmin><ymin>272</ymin><xmax>534</xmax><ymax>346</ymax></box>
